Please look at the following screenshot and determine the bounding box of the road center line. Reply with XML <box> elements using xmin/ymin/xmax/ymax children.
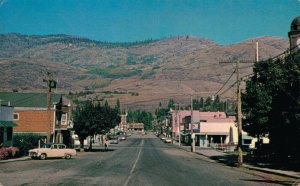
<box><xmin>124</xmin><ymin>139</ymin><xmax>144</xmax><ymax>186</ymax></box>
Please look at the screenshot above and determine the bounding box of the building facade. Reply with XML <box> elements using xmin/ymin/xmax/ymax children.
<box><xmin>0</xmin><ymin>92</ymin><xmax>72</xmax><ymax>145</ymax></box>
<box><xmin>0</xmin><ymin>104</ymin><xmax>17</xmax><ymax>146</ymax></box>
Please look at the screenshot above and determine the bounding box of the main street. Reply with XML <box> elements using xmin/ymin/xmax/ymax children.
<box><xmin>0</xmin><ymin>133</ymin><xmax>295</xmax><ymax>186</ymax></box>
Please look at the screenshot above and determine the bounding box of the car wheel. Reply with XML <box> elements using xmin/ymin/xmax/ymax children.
<box><xmin>65</xmin><ymin>154</ymin><xmax>71</xmax><ymax>159</ymax></box>
<box><xmin>40</xmin><ymin>153</ymin><xmax>47</xmax><ymax>160</ymax></box>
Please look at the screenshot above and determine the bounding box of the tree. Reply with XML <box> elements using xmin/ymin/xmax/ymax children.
<box><xmin>127</xmin><ymin>109</ymin><xmax>153</xmax><ymax>131</ymax></box>
<box><xmin>204</xmin><ymin>97</ymin><xmax>212</xmax><ymax>111</ymax></box>
<box><xmin>212</xmin><ymin>95</ymin><xmax>221</xmax><ymax>111</ymax></box>
<box><xmin>115</xmin><ymin>98</ymin><xmax>121</xmax><ymax>114</ymax></box>
<box><xmin>200</xmin><ymin>97</ymin><xmax>204</xmax><ymax>110</ymax></box>
<box><xmin>243</xmin><ymin>54</ymin><xmax>300</xmax><ymax>162</ymax></box>
<box><xmin>167</xmin><ymin>99</ymin><xmax>175</xmax><ymax>109</ymax></box>
<box><xmin>73</xmin><ymin>100</ymin><xmax>120</xmax><ymax>150</ymax></box>
<box><xmin>73</xmin><ymin>101</ymin><xmax>95</xmax><ymax>149</ymax></box>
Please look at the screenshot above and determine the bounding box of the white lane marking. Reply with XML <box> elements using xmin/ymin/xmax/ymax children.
<box><xmin>124</xmin><ymin>139</ymin><xmax>144</xmax><ymax>186</ymax></box>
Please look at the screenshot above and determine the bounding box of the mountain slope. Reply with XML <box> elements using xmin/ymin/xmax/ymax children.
<box><xmin>0</xmin><ymin>33</ymin><xmax>289</xmax><ymax>110</ymax></box>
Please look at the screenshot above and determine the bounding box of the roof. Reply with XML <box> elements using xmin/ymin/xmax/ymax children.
<box><xmin>291</xmin><ymin>16</ymin><xmax>300</xmax><ymax>31</ymax></box>
<box><xmin>0</xmin><ymin>120</ymin><xmax>17</xmax><ymax>127</ymax></box>
<box><xmin>0</xmin><ymin>92</ymin><xmax>62</xmax><ymax>108</ymax></box>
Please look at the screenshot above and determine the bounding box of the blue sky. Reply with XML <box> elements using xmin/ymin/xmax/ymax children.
<box><xmin>0</xmin><ymin>0</ymin><xmax>299</xmax><ymax>44</ymax></box>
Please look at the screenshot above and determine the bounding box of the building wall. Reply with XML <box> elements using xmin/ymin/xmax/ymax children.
<box><xmin>13</xmin><ymin>110</ymin><xmax>54</xmax><ymax>134</ymax></box>
<box><xmin>0</xmin><ymin>106</ymin><xmax>15</xmax><ymax>146</ymax></box>
<box><xmin>0</xmin><ymin>106</ymin><xmax>14</xmax><ymax>121</ymax></box>
<box><xmin>200</xmin><ymin>122</ymin><xmax>238</xmax><ymax>144</ymax></box>
<box><xmin>171</xmin><ymin>110</ymin><xmax>233</xmax><ymax>133</ymax></box>
<box><xmin>128</xmin><ymin>123</ymin><xmax>144</xmax><ymax>131</ymax></box>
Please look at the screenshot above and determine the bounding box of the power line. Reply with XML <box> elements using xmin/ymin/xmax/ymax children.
<box><xmin>219</xmin><ymin>80</ymin><xmax>239</xmax><ymax>96</ymax></box>
<box><xmin>214</xmin><ymin>69</ymin><xmax>236</xmax><ymax>96</ymax></box>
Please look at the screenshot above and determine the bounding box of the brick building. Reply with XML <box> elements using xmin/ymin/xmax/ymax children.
<box><xmin>0</xmin><ymin>92</ymin><xmax>72</xmax><ymax>145</ymax></box>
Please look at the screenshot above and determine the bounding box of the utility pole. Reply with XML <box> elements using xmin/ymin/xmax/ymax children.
<box><xmin>236</xmin><ymin>61</ymin><xmax>243</xmax><ymax>167</ymax></box>
<box><xmin>255</xmin><ymin>41</ymin><xmax>259</xmax><ymax>62</ymax></box>
<box><xmin>191</xmin><ymin>95</ymin><xmax>195</xmax><ymax>152</ymax></box>
<box><xmin>218</xmin><ymin>43</ymin><xmax>258</xmax><ymax>166</ymax></box>
<box><xmin>173</xmin><ymin>103</ymin><xmax>184</xmax><ymax>147</ymax></box>
<box><xmin>47</xmin><ymin>72</ymin><xmax>52</xmax><ymax>143</ymax></box>
<box><xmin>219</xmin><ymin>59</ymin><xmax>252</xmax><ymax>167</ymax></box>
<box><xmin>178</xmin><ymin>112</ymin><xmax>181</xmax><ymax>147</ymax></box>
<box><xmin>44</xmin><ymin>72</ymin><xmax>56</xmax><ymax>143</ymax></box>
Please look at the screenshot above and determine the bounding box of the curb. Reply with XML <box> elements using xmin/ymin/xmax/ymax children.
<box><xmin>243</xmin><ymin>165</ymin><xmax>300</xmax><ymax>179</ymax></box>
<box><xmin>0</xmin><ymin>156</ymin><xmax>30</xmax><ymax>164</ymax></box>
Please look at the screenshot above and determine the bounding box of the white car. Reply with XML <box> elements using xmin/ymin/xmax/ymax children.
<box><xmin>164</xmin><ymin>139</ymin><xmax>172</xmax><ymax>143</ymax></box>
<box><xmin>29</xmin><ymin>143</ymin><xmax>77</xmax><ymax>160</ymax></box>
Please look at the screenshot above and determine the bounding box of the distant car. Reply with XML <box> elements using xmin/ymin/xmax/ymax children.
<box><xmin>28</xmin><ymin>143</ymin><xmax>77</xmax><ymax>160</ymax></box>
<box><xmin>118</xmin><ymin>135</ymin><xmax>126</xmax><ymax>141</ymax></box>
<box><xmin>108</xmin><ymin>136</ymin><xmax>118</xmax><ymax>144</ymax></box>
<box><xmin>161</xmin><ymin>137</ymin><xmax>166</xmax><ymax>141</ymax></box>
<box><xmin>164</xmin><ymin>139</ymin><xmax>172</xmax><ymax>143</ymax></box>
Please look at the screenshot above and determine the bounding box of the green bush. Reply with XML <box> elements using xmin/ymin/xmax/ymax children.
<box><xmin>13</xmin><ymin>133</ymin><xmax>45</xmax><ymax>156</ymax></box>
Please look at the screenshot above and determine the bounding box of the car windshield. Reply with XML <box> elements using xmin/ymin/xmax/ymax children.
<box><xmin>108</xmin><ymin>136</ymin><xmax>117</xmax><ymax>140</ymax></box>
<box><xmin>42</xmin><ymin>144</ymin><xmax>52</xmax><ymax>148</ymax></box>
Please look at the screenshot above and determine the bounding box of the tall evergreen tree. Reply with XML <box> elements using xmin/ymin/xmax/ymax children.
<box><xmin>115</xmin><ymin>98</ymin><xmax>121</xmax><ymax>114</ymax></box>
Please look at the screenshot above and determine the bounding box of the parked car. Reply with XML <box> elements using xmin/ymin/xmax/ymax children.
<box><xmin>164</xmin><ymin>139</ymin><xmax>172</xmax><ymax>143</ymax></box>
<box><xmin>107</xmin><ymin>135</ymin><xmax>118</xmax><ymax>144</ymax></box>
<box><xmin>28</xmin><ymin>143</ymin><xmax>77</xmax><ymax>160</ymax></box>
<box><xmin>118</xmin><ymin>135</ymin><xmax>126</xmax><ymax>141</ymax></box>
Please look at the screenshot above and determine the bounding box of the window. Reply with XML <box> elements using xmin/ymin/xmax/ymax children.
<box><xmin>58</xmin><ymin>145</ymin><xmax>65</xmax><ymax>149</ymax></box>
<box><xmin>13</xmin><ymin>113</ymin><xmax>19</xmax><ymax>120</ymax></box>
<box><xmin>61</xmin><ymin>113</ymin><xmax>67</xmax><ymax>125</ymax></box>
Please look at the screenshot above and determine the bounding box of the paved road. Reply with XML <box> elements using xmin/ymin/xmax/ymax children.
<box><xmin>0</xmin><ymin>134</ymin><xmax>296</xmax><ymax>186</ymax></box>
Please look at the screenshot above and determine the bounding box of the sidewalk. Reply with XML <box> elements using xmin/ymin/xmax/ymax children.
<box><xmin>172</xmin><ymin>141</ymin><xmax>300</xmax><ymax>179</ymax></box>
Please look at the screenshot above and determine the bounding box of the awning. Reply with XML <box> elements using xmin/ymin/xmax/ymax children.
<box><xmin>0</xmin><ymin>121</ymin><xmax>17</xmax><ymax>127</ymax></box>
<box><xmin>242</xmin><ymin>135</ymin><xmax>253</xmax><ymax>140</ymax></box>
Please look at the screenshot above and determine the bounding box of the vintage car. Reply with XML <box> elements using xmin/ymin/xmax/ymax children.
<box><xmin>28</xmin><ymin>143</ymin><xmax>77</xmax><ymax>160</ymax></box>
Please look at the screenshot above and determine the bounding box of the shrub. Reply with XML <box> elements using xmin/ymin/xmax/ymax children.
<box><xmin>0</xmin><ymin>147</ymin><xmax>9</xmax><ymax>159</ymax></box>
<box><xmin>0</xmin><ymin>146</ymin><xmax>20</xmax><ymax>160</ymax></box>
<box><xmin>13</xmin><ymin>133</ymin><xmax>45</xmax><ymax>156</ymax></box>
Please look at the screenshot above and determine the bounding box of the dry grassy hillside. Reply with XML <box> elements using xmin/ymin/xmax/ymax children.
<box><xmin>0</xmin><ymin>33</ymin><xmax>289</xmax><ymax>111</ymax></box>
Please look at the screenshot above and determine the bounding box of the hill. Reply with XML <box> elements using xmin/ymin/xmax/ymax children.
<box><xmin>0</xmin><ymin>33</ymin><xmax>289</xmax><ymax>111</ymax></box>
